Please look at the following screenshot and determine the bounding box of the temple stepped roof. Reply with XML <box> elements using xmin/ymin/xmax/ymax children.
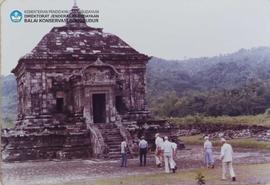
<box><xmin>20</xmin><ymin>5</ymin><xmax>149</xmax><ymax>62</ymax></box>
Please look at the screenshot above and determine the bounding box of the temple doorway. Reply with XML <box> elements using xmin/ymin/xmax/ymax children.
<box><xmin>92</xmin><ymin>94</ymin><xmax>106</xmax><ymax>123</ymax></box>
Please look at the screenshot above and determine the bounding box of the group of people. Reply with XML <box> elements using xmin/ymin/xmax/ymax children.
<box><xmin>120</xmin><ymin>133</ymin><xmax>236</xmax><ymax>181</ymax></box>
<box><xmin>155</xmin><ymin>133</ymin><xmax>178</xmax><ymax>173</ymax></box>
<box><xmin>203</xmin><ymin>136</ymin><xmax>236</xmax><ymax>181</ymax></box>
<box><xmin>121</xmin><ymin>136</ymin><xmax>152</xmax><ymax>167</ymax></box>
<box><xmin>120</xmin><ymin>133</ymin><xmax>178</xmax><ymax>173</ymax></box>
<box><xmin>120</xmin><ymin>136</ymin><xmax>149</xmax><ymax>167</ymax></box>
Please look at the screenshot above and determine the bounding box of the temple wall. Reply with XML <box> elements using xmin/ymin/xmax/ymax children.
<box><xmin>3</xmin><ymin>59</ymin><xmax>149</xmax><ymax>161</ymax></box>
<box><xmin>15</xmin><ymin>61</ymin><xmax>149</xmax><ymax>125</ymax></box>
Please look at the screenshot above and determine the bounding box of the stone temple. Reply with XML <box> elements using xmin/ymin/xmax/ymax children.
<box><xmin>2</xmin><ymin>3</ymin><xmax>151</xmax><ymax>161</ymax></box>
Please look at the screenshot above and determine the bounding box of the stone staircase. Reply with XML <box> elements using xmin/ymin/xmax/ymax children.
<box><xmin>98</xmin><ymin>124</ymin><xmax>124</xmax><ymax>159</ymax></box>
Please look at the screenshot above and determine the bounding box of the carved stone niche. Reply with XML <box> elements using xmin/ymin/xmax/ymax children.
<box><xmin>82</xmin><ymin>59</ymin><xmax>121</xmax><ymax>86</ymax></box>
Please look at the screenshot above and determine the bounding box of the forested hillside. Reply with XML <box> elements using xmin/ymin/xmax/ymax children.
<box><xmin>1</xmin><ymin>74</ymin><xmax>17</xmax><ymax>127</ymax></box>
<box><xmin>147</xmin><ymin>47</ymin><xmax>270</xmax><ymax>117</ymax></box>
<box><xmin>2</xmin><ymin>47</ymin><xmax>270</xmax><ymax>127</ymax></box>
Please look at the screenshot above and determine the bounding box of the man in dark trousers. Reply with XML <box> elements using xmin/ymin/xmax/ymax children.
<box><xmin>139</xmin><ymin>136</ymin><xmax>148</xmax><ymax>166</ymax></box>
<box><xmin>120</xmin><ymin>139</ymin><xmax>127</xmax><ymax>167</ymax></box>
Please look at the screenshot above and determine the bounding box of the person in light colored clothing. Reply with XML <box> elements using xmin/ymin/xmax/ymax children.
<box><xmin>120</xmin><ymin>140</ymin><xmax>127</xmax><ymax>167</ymax></box>
<box><xmin>139</xmin><ymin>136</ymin><xmax>148</xmax><ymax>166</ymax></box>
<box><xmin>155</xmin><ymin>133</ymin><xmax>164</xmax><ymax>167</ymax></box>
<box><xmin>170</xmin><ymin>138</ymin><xmax>177</xmax><ymax>173</ymax></box>
<box><xmin>162</xmin><ymin>136</ymin><xmax>175</xmax><ymax>173</ymax></box>
<box><xmin>220</xmin><ymin>138</ymin><xmax>236</xmax><ymax>181</ymax></box>
<box><xmin>204</xmin><ymin>136</ymin><xmax>214</xmax><ymax>168</ymax></box>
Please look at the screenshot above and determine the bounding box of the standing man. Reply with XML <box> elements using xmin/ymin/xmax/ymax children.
<box><xmin>155</xmin><ymin>133</ymin><xmax>164</xmax><ymax>167</ymax></box>
<box><xmin>120</xmin><ymin>139</ymin><xmax>128</xmax><ymax>167</ymax></box>
<box><xmin>170</xmin><ymin>138</ymin><xmax>178</xmax><ymax>173</ymax></box>
<box><xmin>162</xmin><ymin>136</ymin><xmax>174</xmax><ymax>173</ymax></box>
<box><xmin>139</xmin><ymin>136</ymin><xmax>148</xmax><ymax>166</ymax></box>
<box><xmin>204</xmin><ymin>136</ymin><xmax>214</xmax><ymax>168</ymax></box>
<box><xmin>220</xmin><ymin>138</ymin><xmax>236</xmax><ymax>181</ymax></box>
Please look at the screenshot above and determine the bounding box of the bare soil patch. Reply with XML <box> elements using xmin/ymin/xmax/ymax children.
<box><xmin>2</xmin><ymin>145</ymin><xmax>270</xmax><ymax>185</ymax></box>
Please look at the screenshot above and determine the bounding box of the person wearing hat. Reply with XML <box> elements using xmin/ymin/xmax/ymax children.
<box><xmin>204</xmin><ymin>136</ymin><xmax>214</xmax><ymax>168</ymax></box>
<box><xmin>162</xmin><ymin>136</ymin><xmax>174</xmax><ymax>173</ymax></box>
<box><xmin>155</xmin><ymin>133</ymin><xmax>164</xmax><ymax>167</ymax></box>
<box><xmin>139</xmin><ymin>136</ymin><xmax>148</xmax><ymax>166</ymax></box>
<box><xmin>220</xmin><ymin>138</ymin><xmax>236</xmax><ymax>181</ymax></box>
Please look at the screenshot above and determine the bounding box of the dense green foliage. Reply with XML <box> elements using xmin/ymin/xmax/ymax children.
<box><xmin>149</xmin><ymin>81</ymin><xmax>270</xmax><ymax>117</ymax></box>
<box><xmin>147</xmin><ymin>47</ymin><xmax>270</xmax><ymax>117</ymax></box>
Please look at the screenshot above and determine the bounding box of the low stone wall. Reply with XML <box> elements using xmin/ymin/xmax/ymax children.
<box><xmin>176</xmin><ymin>123</ymin><xmax>267</xmax><ymax>134</ymax></box>
<box><xmin>257</xmin><ymin>130</ymin><xmax>270</xmax><ymax>141</ymax></box>
<box><xmin>174</xmin><ymin>122</ymin><xmax>270</xmax><ymax>141</ymax></box>
<box><xmin>119</xmin><ymin>119</ymin><xmax>270</xmax><ymax>143</ymax></box>
<box><xmin>1</xmin><ymin>114</ymin><xmax>93</xmax><ymax>162</ymax></box>
<box><xmin>2</xmin><ymin>133</ymin><xmax>92</xmax><ymax>162</ymax></box>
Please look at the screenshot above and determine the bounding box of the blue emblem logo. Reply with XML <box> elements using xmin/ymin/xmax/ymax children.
<box><xmin>10</xmin><ymin>10</ymin><xmax>23</xmax><ymax>23</ymax></box>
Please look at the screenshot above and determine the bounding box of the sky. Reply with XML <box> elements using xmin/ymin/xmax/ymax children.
<box><xmin>1</xmin><ymin>0</ymin><xmax>270</xmax><ymax>75</ymax></box>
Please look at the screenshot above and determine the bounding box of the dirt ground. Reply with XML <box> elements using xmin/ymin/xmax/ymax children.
<box><xmin>1</xmin><ymin>145</ymin><xmax>270</xmax><ymax>185</ymax></box>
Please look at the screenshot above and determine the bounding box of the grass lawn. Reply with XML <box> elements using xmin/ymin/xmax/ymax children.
<box><xmin>180</xmin><ymin>135</ymin><xmax>270</xmax><ymax>150</ymax></box>
<box><xmin>170</xmin><ymin>114</ymin><xmax>270</xmax><ymax>128</ymax></box>
<box><xmin>50</xmin><ymin>163</ymin><xmax>270</xmax><ymax>185</ymax></box>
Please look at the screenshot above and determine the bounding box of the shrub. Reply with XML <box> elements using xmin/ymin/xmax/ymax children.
<box><xmin>195</xmin><ymin>171</ymin><xmax>206</xmax><ymax>185</ymax></box>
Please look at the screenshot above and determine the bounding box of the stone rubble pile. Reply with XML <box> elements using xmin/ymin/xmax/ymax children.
<box><xmin>209</xmin><ymin>129</ymin><xmax>253</xmax><ymax>139</ymax></box>
<box><xmin>177</xmin><ymin>126</ymin><xmax>270</xmax><ymax>142</ymax></box>
<box><xmin>177</xmin><ymin>129</ymin><xmax>201</xmax><ymax>136</ymax></box>
<box><xmin>256</xmin><ymin>130</ymin><xmax>270</xmax><ymax>141</ymax></box>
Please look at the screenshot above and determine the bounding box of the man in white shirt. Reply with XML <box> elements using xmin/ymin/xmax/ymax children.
<box><xmin>170</xmin><ymin>138</ymin><xmax>177</xmax><ymax>173</ymax></box>
<box><xmin>120</xmin><ymin>140</ymin><xmax>127</xmax><ymax>167</ymax></box>
<box><xmin>220</xmin><ymin>138</ymin><xmax>236</xmax><ymax>181</ymax></box>
<box><xmin>162</xmin><ymin>136</ymin><xmax>174</xmax><ymax>173</ymax></box>
<box><xmin>155</xmin><ymin>133</ymin><xmax>164</xmax><ymax>167</ymax></box>
<box><xmin>139</xmin><ymin>136</ymin><xmax>148</xmax><ymax>166</ymax></box>
<box><xmin>204</xmin><ymin>136</ymin><xmax>214</xmax><ymax>168</ymax></box>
